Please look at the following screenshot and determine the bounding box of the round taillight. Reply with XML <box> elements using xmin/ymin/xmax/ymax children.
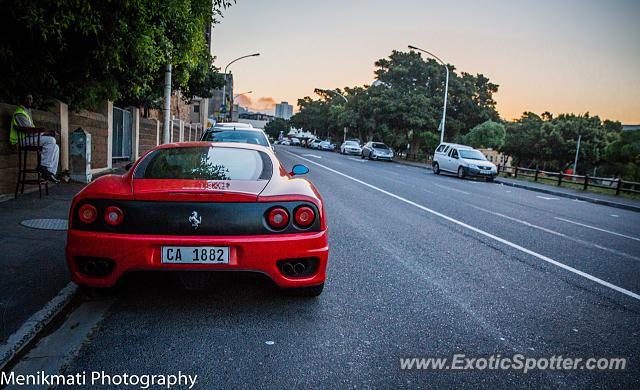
<box><xmin>294</xmin><ymin>206</ymin><xmax>315</xmax><ymax>228</ymax></box>
<box><xmin>78</xmin><ymin>204</ymin><xmax>97</xmax><ymax>224</ymax></box>
<box><xmin>267</xmin><ymin>207</ymin><xmax>289</xmax><ymax>229</ymax></box>
<box><xmin>104</xmin><ymin>206</ymin><xmax>124</xmax><ymax>226</ymax></box>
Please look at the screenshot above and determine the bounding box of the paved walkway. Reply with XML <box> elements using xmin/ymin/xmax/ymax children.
<box><xmin>0</xmin><ymin>183</ymin><xmax>83</xmax><ymax>345</ymax></box>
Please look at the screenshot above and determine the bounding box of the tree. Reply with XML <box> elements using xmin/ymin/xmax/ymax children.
<box><xmin>0</xmin><ymin>0</ymin><xmax>232</xmax><ymax>109</ymax></box>
<box><xmin>264</xmin><ymin>118</ymin><xmax>290</xmax><ymax>139</ymax></box>
<box><xmin>460</xmin><ymin>120</ymin><xmax>506</xmax><ymax>149</ymax></box>
<box><xmin>291</xmin><ymin>49</ymin><xmax>500</xmax><ymax>157</ymax></box>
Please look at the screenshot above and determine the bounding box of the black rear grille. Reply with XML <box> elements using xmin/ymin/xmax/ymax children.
<box><xmin>71</xmin><ymin>199</ymin><xmax>320</xmax><ymax>235</ymax></box>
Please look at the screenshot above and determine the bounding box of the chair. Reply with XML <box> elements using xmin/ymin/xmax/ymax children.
<box><xmin>15</xmin><ymin>126</ymin><xmax>48</xmax><ymax>198</ymax></box>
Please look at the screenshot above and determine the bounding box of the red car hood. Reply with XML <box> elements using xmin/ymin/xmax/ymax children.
<box><xmin>132</xmin><ymin>179</ymin><xmax>269</xmax><ymax>202</ymax></box>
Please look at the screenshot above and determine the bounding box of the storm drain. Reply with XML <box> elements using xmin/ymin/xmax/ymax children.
<box><xmin>20</xmin><ymin>218</ymin><xmax>68</xmax><ymax>231</ymax></box>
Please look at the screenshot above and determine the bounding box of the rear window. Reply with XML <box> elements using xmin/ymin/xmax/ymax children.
<box><xmin>202</xmin><ymin>129</ymin><xmax>269</xmax><ymax>147</ymax></box>
<box><xmin>136</xmin><ymin>146</ymin><xmax>272</xmax><ymax>180</ymax></box>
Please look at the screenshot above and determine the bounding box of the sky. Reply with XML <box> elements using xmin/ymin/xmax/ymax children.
<box><xmin>211</xmin><ymin>0</ymin><xmax>640</xmax><ymax>123</ymax></box>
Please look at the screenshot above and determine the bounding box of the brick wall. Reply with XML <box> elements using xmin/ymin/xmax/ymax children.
<box><xmin>68</xmin><ymin>110</ymin><xmax>108</xmax><ymax>169</ymax></box>
<box><xmin>0</xmin><ymin>103</ymin><xmax>61</xmax><ymax>196</ymax></box>
<box><xmin>139</xmin><ymin>117</ymin><xmax>158</xmax><ymax>156</ymax></box>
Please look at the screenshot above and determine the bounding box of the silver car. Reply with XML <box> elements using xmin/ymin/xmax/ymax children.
<box><xmin>362</xmin><ymin>142</ymin><xmax>393</xmax><ymax>161</ymax></box>
<box><xmin>340</xmin><ymin>140</ymin><xmax>362</xmax><ymax>155</ymax></box>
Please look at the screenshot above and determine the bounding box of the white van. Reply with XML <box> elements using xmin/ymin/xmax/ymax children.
<box><xmin>432</xmin><ymin>142</ymin><xmax>497</xmax><ymax>181</ymax></box>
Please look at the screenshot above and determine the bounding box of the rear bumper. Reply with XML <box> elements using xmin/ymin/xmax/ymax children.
<box><xmin>66</xmin><ymin>230</ymin><xmax>328</xmax><ymax>288</ymax></box>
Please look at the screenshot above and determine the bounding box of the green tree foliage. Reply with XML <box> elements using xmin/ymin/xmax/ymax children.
<box><xmin>502</xmin><ymin>112</ymin><xmax>622</xmax><ymax>174</ymax></box>
<box><xmin>604</xmin><ymin>130</ymin><xmax>640</xmax><ymax>181</ymax></box>
<box><xmin>290</xmin><ymin>50</ymin><xmax>500</xmax><ymax>156</ymax></box>
<box><xmin>264</xmin><ymin>118</ymin><xmax>290</xmax><ymax>139</ymax></box>
<box><xmin>0</xmin><ymin>0</ymin><xmax>232</xmax><ymax>109</ymax></box>
<box><xmin>460</xmin><ymin>120</ymin><xmax>506</xmax><ymax>149</ymax></box>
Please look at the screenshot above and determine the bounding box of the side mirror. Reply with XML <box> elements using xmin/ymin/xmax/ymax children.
<box><xmin>290</xmin><ymin>164</ymin><xmax>309</xmax><ymax>176</ymax></box>
<box><xmin>125</xmin><ymin>162</ymin><xmax>133</xmax><ymax>171</ymax></box>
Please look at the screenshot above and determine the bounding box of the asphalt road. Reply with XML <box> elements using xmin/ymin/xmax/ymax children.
<box><xmin>58</xmin><ymin>146</ymin><xmax>640</xmax><ymax>388</ymax></box>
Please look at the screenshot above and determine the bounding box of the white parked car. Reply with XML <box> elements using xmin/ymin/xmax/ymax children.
<box><xmin>318</xmin><ymin>141</ymin><xmax>336</xmax><ymax>151</ymax></box>
<box><xmin>290</xmin><ymin>137</ymin><xmax>301</xmax><ymax>146</ymax></box>
<box><xmin>340</xmin><ymin>140</ymin><xmax>362</xmax><ymax>155</ymax></box>
<box><xmin>308</xmin><ymin>139</ymin><xmax>322</xmax><ymax>149</ymax></box>
<box><xmin>432</xmin><ymin>143</ymin><xmax>497</xmax><ymax>181</ymax></box>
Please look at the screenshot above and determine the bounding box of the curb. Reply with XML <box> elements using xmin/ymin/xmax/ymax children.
<box><xmin>0</xmin><ymin>282</ymin><xmax>78</xmax><ymax>371</ymax></box>
<box><xmin>495</xmin><ymin>179</ymin><xmax>640</xmax><ymax>213</ymax></box>
<box><xmin>392</xmin><ymin>159</ymin><xmax>430</xmax><ymax>170</ymax></box>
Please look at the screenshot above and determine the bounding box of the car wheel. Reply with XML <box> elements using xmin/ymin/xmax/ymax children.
<box><xmin>457</xmin><ymin>166</ymin><xmax>466</xmax><ymax>179</ymax></box>
<box><xmin>361</xmin><ymin>153</ymin><xmax>365</xmax><ymax>159</ymax></box>
<box><xmin>285</xmin><ymin>283</ymin><xmax>324</xmax><ymax>297</ymax></box>
<box><xmin>433</xmin><ymin>162</ymin><xmax>440</xmax><ymax>174</ymax></box>
<box><xmin>486</xmin><ymin>176</ymin><xmax>495</xmax><ymax>182</ymax></box>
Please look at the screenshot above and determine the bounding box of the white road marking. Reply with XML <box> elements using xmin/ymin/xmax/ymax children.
<box><xmin>470</xmin><ymin>205</ymin><xmax>640</xmax><ymax>262</ymax></box>
<box><xmin>555</xmin><ymin>217</ymin><xmax>640</xmax><ymax>242</ymax></box>
<box><xmin>611</xmin><ymin>214</ymin><xmax>619</xmax><ymax>218</ymax></box>
<box><xmin>573</xmin><ymin>199</ymin><xmax>586</xmax><ymax>203</ymax></box>
<box><xmin>432</xmin><ymin>183</ymin><xmax>471</xmax><ymax>195</ymax></box>
<box><xmin>302</xmin><ymin>154</ymin><xmax>322</xmax><ymax>159</ymax></box>
<box><xmin>349</xmin><ymin>158</ymin><xmax>366</xmax><ymax>163</ymax></box>
<box><xmin>286</xmin><ymin>151</ymin><xmax>640</xmax><ymax>302</ymax></box>
<box><xmin>536</xmin><ymin>195</ymin><xmax>559</xmax><ymax>200</ymax></box>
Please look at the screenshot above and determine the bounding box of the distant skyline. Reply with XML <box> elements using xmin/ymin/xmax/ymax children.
<box><xmin>212</xmin><ymin>0</ymin><xmax>640</xmax><ymax>123</ymax></box>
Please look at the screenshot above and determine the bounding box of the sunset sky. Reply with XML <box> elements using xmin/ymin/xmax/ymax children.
<box><xmin>212</xmin><ymin>0</ymin><xmax>640</xmax><ymax>124</ymax></box>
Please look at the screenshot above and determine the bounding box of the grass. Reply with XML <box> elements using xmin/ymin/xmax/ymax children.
<box><xmin>499</xmin><ymin>173</ymin><xmax>640</xmax><ymax>201</ymax></box>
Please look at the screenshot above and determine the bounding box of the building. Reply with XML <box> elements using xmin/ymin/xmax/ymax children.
<box><xmin>478</xmin><ymin>148</ymin><xmax>512</xmax><ymax>167</ymax></box>
<box><xmin>238</xmin><ymin>112</ymin><xmax>274</xmax><ymax>130</ymax></box>
<box><xmin>275</xmin><ymin>101</ymin><xmax>293</xmax><ymax>120</ymax></box>
<box><xmin>623</xmin><ymin>124</ymin><xmax>640</xmax><ymax>132</ymax></box>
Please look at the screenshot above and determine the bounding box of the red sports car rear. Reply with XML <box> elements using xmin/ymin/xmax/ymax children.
<box><xmin>66</xmin><ymin>142</ymin><xmax>328</xmax><ymax>296</ymax></box>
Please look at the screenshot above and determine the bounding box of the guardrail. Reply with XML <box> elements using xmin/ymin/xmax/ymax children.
<box><xmin>499</xmin><ymin>166</ymin><xmax>640</xmax><ymax>196</ymax></box>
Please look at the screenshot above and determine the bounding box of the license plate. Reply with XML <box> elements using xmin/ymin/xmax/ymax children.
<box><xmin>161</xmin><ymin>246</ymin><xmax>229</xmax><ymax>264</ymax></box>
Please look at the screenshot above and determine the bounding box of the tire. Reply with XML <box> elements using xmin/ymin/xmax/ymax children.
<box><xmin>285</xmin><ymin>283</ymin><xmax>324</xmax><ymax>297</ymax></box>
<box><xmin>457</xmin><ymin>166</ymin><xmax>466</xmax><ymax>179</ymax></box>
<box><xmin>486</xmin><ymin>176</ymin><xmax>495</xmax><ymax>182</ymax></box>
<box><xmin>433</xmin><ymin>162</ymin><xmax>440</xmax><ymax>174</ymax></box>
<box><xmin>361</xmin><ymin>153</ymin><xmax>365</xmax><ymax>159</ymax></box>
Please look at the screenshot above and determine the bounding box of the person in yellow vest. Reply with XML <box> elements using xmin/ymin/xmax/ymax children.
<box><xmin>10</xmin><ymin>95</ymin><xmax>60</xmax><ymax>183</ymax></box>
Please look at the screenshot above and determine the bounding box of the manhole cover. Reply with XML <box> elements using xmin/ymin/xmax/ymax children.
<box><xmin>21</xmin><ymin>218</ymin><xmax>68</xmax><ymax>231</ymax></box>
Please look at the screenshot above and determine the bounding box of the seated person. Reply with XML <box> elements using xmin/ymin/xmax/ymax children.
<box><xmin>10</xmin><ymin>94</ymin><xmax>60</xmax><ymax>183</ymax></box>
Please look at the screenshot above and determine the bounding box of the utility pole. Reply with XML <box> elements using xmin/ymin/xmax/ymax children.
<box><xmin>573</xmin><ymin>134</ymin><xmax>582</xmax><ymax>175</ymax></box>
<box><xmin>162</xmin><ymin>63</ymin><xmax>172</xmax><ymax>144</ymax></box>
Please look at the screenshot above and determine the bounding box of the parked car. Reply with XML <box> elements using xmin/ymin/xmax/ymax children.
<box><xmin>361</xmin><ymin>142</ymin><xmax>393</xmax><ymax>161</ymax></box>
<box><xmin>318</xmin><ymin>141</ymin><xmax>336</xmax><ymax>151</ymax></box>
<box><xmin>340</xmin><ymin>140</ymin><xmax>362</xmax><ymax>155</ymax></box>
<box><xmin>66</xmin><ymin>142</ymin><xmax>328</xmax><ymax>296</ymax></box>
<box><xmin>290</xmin><ymin>137</ymin><xmax>301</xmax><ymax>146</ymax></box>
<box><xmin>432</xmin><ymin>142</ymin><xmax>497</xmax><ymax>181</ymax></box>
<box><xmin>280</xmin><ymin>139</ymin><xmax>291</xmax><ymax>146</ymax></box>
<box><xmin>309</xmin><ymin>139</ymin><xmax>322</xmax><ymax>149</ymax></box>
<box><xmin>201</xmin><ymin>126</ymin><xmax>272</xmax><ymax>149</ymax></box>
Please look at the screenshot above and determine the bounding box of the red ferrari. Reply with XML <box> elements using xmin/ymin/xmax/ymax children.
<box><xmin>66</xmin><ymin>142</ymin><xmax>328</xmax><ymax>296</ymax></box>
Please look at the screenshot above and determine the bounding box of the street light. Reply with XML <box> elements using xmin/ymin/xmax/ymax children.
<box><xmin>408</xmin><ymin>45</ymin><xmax>449</xmax><ymax>143</ymax></box>
<box><xmin>222</xmin><ymin>53</ymin><xmax>260</xmax><ymax>121</ymax></box>
<box><xmin>319</xmin><ymin>89</ymin><xmax>349</xmax><ymax>141</ymax></box>
<box><xmin>233</xmin><ymin>91</ymin><xmax>252</xmax><ymax>99</ymax></box>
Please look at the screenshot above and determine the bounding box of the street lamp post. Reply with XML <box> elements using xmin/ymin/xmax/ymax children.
<box><xmin>222</xmin><ymin>53</ymin><xmax>260</xmax><ymax>121</ymax></box>
<box><xmin>408</xmin><ymin>45</ymin><xmax>449</xmax><ymax>143</ymax></box>
<box><xmin>320</xmin><ymin>89</ymin><xmax>349</xmax><ymax>141</ymax></box>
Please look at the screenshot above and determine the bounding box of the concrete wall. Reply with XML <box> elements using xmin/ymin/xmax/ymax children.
<box><xmin>0</xmin><ymin>103</ymin><xmax>61</xmax><ymax>196</ymax></box>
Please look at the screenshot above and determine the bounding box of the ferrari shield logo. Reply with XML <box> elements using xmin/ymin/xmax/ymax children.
<box><xmin>189</xmin><ymin>211</ymin><xmax>202</xmax><ymax>229</ymax></box>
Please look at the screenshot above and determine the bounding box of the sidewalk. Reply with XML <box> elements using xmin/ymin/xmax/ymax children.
<box><xmin>494</xmin><ymin>176</ymin><xmax>640</xmax><ymax>212</ymax></box>
<box><xmin>391</xmin><ymin>159</ymin><xmax>640</xmax><ymax>212</ymax></box>
<box><xmin>0</xmin><ymin>183</ymin><xmax>84</xmax><ymax>347</ymax></box>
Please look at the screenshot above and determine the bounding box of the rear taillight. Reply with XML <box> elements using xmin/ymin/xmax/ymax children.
<box><xmin>78</xmin><ymin>204</ymin><xmax>97</xmax><ymax>224</ymax></box>
<box><xmin>267</xmin><ymin>207</ymin><xmax>289</xmax><ymax>229</ymax></box>
<box><xmin>104</xmin><ymin>206</ymin><xmax>124</xmax><ymax>226</ymax></box>
<box><xmin>294</xmin><ymin>206</ymin><xmax>315</xmax><ymax>228</ymax></box>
